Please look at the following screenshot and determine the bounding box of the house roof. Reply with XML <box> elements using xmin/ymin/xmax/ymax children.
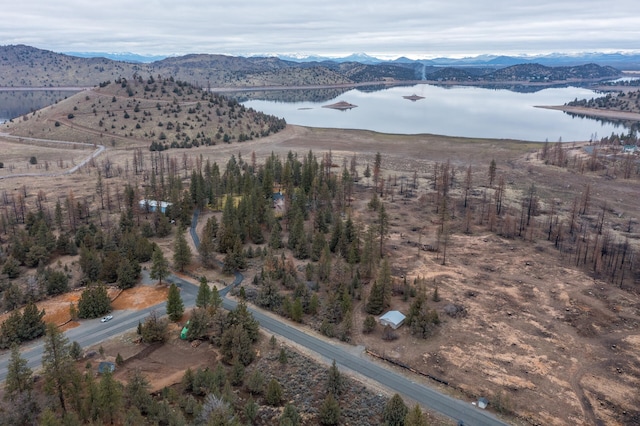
<box><xmin>379</xmin><ymin>310</ymin><xmax>406</xmax><ymax>325</ymax></box>
<box><xmin>98</xmin><ymin>361</ymin><xmax>115</xmax><ymax>374</ymax></box>
<box><xmin>139</xmin><ymin>199</ymin><xmax>172</xmax><ymax>208</ymax></box>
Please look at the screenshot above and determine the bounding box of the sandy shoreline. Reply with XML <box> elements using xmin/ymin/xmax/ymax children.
<box><xmin>536</xmin><ymin>104</ymin><xmax>640</xmax><ymax>122</ymax></box>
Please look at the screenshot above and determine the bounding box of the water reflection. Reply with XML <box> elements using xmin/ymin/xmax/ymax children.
<box><xmin>0</xmin><ymin>90</ymin><xmax>80</xmax><ymax>123</ymax></box>
<box><xmin>238</xmin><ymin>84</ymin><xmax>629</xmax><ymax>141</ymax></box>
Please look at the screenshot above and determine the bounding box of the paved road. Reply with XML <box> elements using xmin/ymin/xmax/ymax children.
<box><xmin>0</xmin><ymin>209</ymin><xmax>509</xmax><ymax>425</ymax></box>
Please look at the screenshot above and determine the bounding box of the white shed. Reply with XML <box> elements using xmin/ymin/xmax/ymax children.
<box><xmin>379</xmin><ymin>310</ymin><xmax>406</xmax><ymax>329</ymax></box>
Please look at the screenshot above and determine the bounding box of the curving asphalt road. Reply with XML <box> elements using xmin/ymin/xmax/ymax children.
<box><xmin>0</xmin><ymin>209</ymin><xmax>509</xmax><ymax>425</ymax></box>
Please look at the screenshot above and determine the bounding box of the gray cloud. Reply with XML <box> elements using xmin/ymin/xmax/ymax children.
<box><xmin>2</xmin><ymin>0</ymin><xmax>639</xmax><ymax>58</ymax></box>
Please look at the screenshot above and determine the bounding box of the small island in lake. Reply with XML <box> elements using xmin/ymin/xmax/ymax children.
<box><xmin>403</xmin><ymin>94</ymin><xmax>425</xmax><ymax>101</ymax></box>
<box><xmin>322</xmin><ymin>100</ymin><xmax>357</xmax><ymax>110</ymax></box>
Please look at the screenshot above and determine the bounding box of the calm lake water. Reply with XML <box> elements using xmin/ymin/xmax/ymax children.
<box><xmin>238</xmin><ymin>84</ymin><xmax>629</xmax><ymax>142</ymax></box>
<box><xmin>0</xmin><ymin>85</ymin><xmax>630</xmax><ymax>142</ymax></box>
<box><xmin>0</xmin><ymin>90</ymin><xmax>80</xmax><ymax>124</ymax></box>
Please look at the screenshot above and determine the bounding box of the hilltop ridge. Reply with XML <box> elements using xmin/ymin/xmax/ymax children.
<box><xmin>0</xmin><ymin>44</ymin><xmax>623</xmax><ymax>88</ymax></box>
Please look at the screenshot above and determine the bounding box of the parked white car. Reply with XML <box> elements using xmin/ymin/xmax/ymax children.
<box><xmin>101</xmin><ymin>315</ymin><xmax>113</xmax><ymax>323</ymax></box>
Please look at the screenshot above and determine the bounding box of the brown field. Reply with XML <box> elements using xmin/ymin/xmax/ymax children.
<box><xmin>1</xmin><ymin>85</ymin><xmax>640</xmax><ymax>425</ymax></box>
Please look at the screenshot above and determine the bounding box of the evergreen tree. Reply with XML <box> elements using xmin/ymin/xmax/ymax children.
<box><xmin>404</xmin><ymin>404</ymin><xmax>429</xmax><ymax>426</ymax></box>
<box><xmin>117</xmin><ymin>258</ymin><xmax>140</xmax><ymax>289</ymax></box>
<box><xmin>140</xmin><ymin>310</ymin><xmax>168</xmax><ymax>343</ymax></box>
<box><xmin>70</xmin><ymin>341</ymin><xmax>83</xmax><ymax>360</ymax></box>
<box><xmin>4</xmin><ymin>345</ymin><xmax>33</xmax><ymax>402</ymax></box>
<box><xmin>2</xmin><ymin>256</ymin><xmax>21</xmax><ymax>279</ymax></box>
<box><xmin>199</xmin><ymin>216</ymin><xmax>218</xmax><ymax>267</ymax></box>
<box><xmin>124</xmin><ymin>370</ymin><xmax>153</xmax><ymax>415</ymax></box>
<box><xmin>378</xmin><ymin>202</ymin><xmax>389</xmax><ymax>258</ymax></box>
<box><xmin>278</xmin><ymin>347</ymin><xmax>288</xmax><ymax>364</ymax></box>
<box><xmin>97</xmin><ymin>370</ymin><xmax>123</xmax><ymax>424</ymax></box>
<box><xmin>220</xmin><ymin>324</ymin><xmax>255</xmax><ymax>366</ymax></box>
<box><xmin>265</xmin><ymin>378</ymin><xmax>283</xmax><ymax>406</ymax></box>
<box><xmin>44</xmin><ymin>268</ymin><xmax>69</xmax><ymax>296</ymax></box>
<box><xmin>383</xmin><ymin>393</ymin><xmax>409</xmax><ymax>426</ymax></box>
<box><xmin>173</xmin><ymin>227</ymin><xmax>192</xmax><ymax>272</ymax></box>
<box><xmin>279</xmin><ymin>403</ymin><xmax>301</xmax><ymax>426</ymax></box>
<box><xmin>42</xmin><ymin>323</ymin><xmax>79</xmax><ymax>413</ymax></box>
<box><xmin>269</xmin><ymin>220</ymin><xmax>283</xmax><ymax>249</ymax></box>
<box><xmin>186</xmin><ymin>308</ymin><xmax>210</xmax><ymax>341</ymax></box>
<box><xmin>246</xmin><ymin>370</ymin><xmax>265</xmax><ymax>395</ymax></box>
<box><xmin>363</xmin><ymin>314</ymin><xmax>377</xmax><ymax>334</ymax></box>
<box><xmin>0</xmin><ymin>309</ymin><xmax>22</xmax><ymax>349</ymax></box>
<box><xmin>319</xmin><ymin>393</ymin><xmax>341</xmax><ymax>426</ymax></box>
<box><xmin>378</xmin><ymin>258</ymin><xmax>392</xmax><ymax>309</ymax></box>
<box><xmin>244</xmin><ymin>396</ymin><xmax>259</xmax><ymax>424</ymax></box>
<box><xmin>196</xmin><ymin>276</ymin><xmax>212</xmax><ymax>308</ymax></box>
<box><xmin>326</xmin><ymin>359</ymin><xmax>345</xmax><ymax>397</ymax></box>
<box><xmin>211</xmin><ymin>285</ymin><xmax>222</xmax><ymax>310</ymax></box>
<box><xmin>166</xmin><ymin>283</ymin><xmax>184</xmax><ymax>322</ymax></box>
<box><xmin>77</xmin><ymin>284</ymin><xmax>111</xmax><ymax>319</ymax></box>
<box><xmin>365</xmin><ymin>280</ymin><xmax>384</xmax><ymax>315</ymax></box>
<box><xmin>150</xmin><ymin>246</ymin><xmax>170</xmax><ymax>284</ymax></box>
<box><xmin>19</xmin><ymin>301</ymin><xmax>46</xmax><ymax>341</ymax></box>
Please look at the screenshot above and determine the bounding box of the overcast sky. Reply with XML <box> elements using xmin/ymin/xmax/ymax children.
<box><xmin>2</xmin><ymin>0</ymin><xmax>639</xmax><ymax>59</ymax></box>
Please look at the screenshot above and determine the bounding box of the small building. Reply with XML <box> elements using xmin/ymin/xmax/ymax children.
<box><xmin>379</xmin><ymin>310</ymin><xmax>406</xmax><ymax>330</ymax></box>
<box><xmin>273</xmin><ymin>192</ymin><xmax>285</xmax><ymax>216</ymax></box>
<box><xmin>98</xmin><ymin>361</ymin><xmax>115</xmax><ymax>374</ymax></box>
<box><xmin>477</xmin><ymin>397</ymin><xmax>489</xmax><ymax>409</ymax></box>
<box><xmin>139</xmin><ymin>199</ymin><xmax>172</xmax><ymax>214</ymax></box>
<box><xmin>622</xmin><ymin>145</ymin><xmax>638</xmax><ymax>153</ymax></box>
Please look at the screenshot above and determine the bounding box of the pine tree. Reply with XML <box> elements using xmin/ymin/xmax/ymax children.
<box><xmin>77</xmin><ymin>284</ymin><xmax>111</xmax><ymax>319</ymax></box>
<box><xmin>383</xmin><ymin>393</ymin><xmax>409</xmax><ymax>426</ymax></box>
<box><xmin>196</xmin><ymin>276</ymin><xmax>212</xmax><ymax>308</ymax></box>
<box><xmin>280</xmin><ymin>403</ymin><xmax>301</xmax><ymax>426</ymax></box>
<box><xmin>265</xmin><ymin>378</ymin><xmax>283</xmax><ymax>406</ymax></box>
<box><xmin>210</xmin><ymin>286</ymin><xmax>222</xmax><ymax>310</ymax></box>
<box><xmin>124</xmin><ymin>369</ymin><xmax>153</xmax><ymax>415</ymax></box>
<box><xmin>42</xmin><ymin>323</ymin><xmax>79</xmax><ymax>413</ymax></box>
<box><xmin>4</xmin><ymin>345</ymin><xmax>33</xmax><ymax>402</ymax></box>
<box><xmin>378</xmin><ymin>259</ymin><xmax>392</xmax><ymax>309</ymax></box>
<box><xmin>404</xmin><ymin>404</ymin><xmax>429</xmax><ymax>426</ymax></box>
<box><xmin>319</xmin><ymin>393</ymin><xmax>341</xmax><ymax>426</ymax></box>
<box><xmin>326</xmin><ymin>359</ymin><xmax>344</xmax><ymax>397</ymax></box>
<box><xmin>244</xmin><ymin>396</ymin><xmax>258</xmax><ymax>424</ymax></box>
<box><xmin>173</xmin><ymin>227</ymin><xmax>192</xmax><ymax>272</ymax></box>
<box><xmin>97</xmin><ymin>370</ymin><xmax>123</xmax><ymax>424</ymax></box>
<box><xmin>150</xmin><ymin>246</ymin><xmax>170</xmax><ymax>284</ymax></box>
<box><xmin>19</xmin><ymin>301</ymin><xmax>46</xmax><ymax>341</ymax></box>
<box><xmin>246</xmin><ymin>370</ymin><xmax>265</xmax><ymax>395</ymax></box>
<box><xmin>199</xmin><ymin>216</ymin><xmax>218</xmax><ymax>267</ymax></box>
<box><xmin>378</xmin><ymin>202</ymin><xmax>389</xmax><ymax>258</ymax></box>
<box><xmin>365</xmin><ymin>280</ymin><xmax>384</xmax><ymax>315</ymax></box>
<box><xmin>166</xmin><ymin>283</ymin><xmax>184</xmax><ymax>322</ymax></box>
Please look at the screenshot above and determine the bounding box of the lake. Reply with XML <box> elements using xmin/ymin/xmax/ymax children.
<box><xmin>236</xmin><ymin>84</ymin><xmax>630</xmax><ymax>142</ymax></box>
<box><xmin>0</xmin><ymin>85</ymin><xmax>630</xmax><ymax>142</ymax></box>
<box><xmin>0</xmin><ymin>90</ymin><xmax>80</xmax><ymax>124</ymax></box>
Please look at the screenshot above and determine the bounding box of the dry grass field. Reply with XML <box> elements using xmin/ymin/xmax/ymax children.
<box><xmin>1</xmin><ymin>84</ymin><xmax>640</xmax><ymax>425</ymax></box>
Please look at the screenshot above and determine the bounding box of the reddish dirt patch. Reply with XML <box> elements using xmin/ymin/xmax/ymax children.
<box><xmin>111</xmin><ymin>285</ymin><xmax>169</xmax><ymax>311</ymax></box>
<box><xmin>0</xmin><ymin>285</ymin><xmax>167</xmax><ymax>331</ymax></box>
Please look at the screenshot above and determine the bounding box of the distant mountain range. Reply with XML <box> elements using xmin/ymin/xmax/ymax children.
<box><xmin>0</xmin><ymin>44</ymin><xmax>629</xmax><ymax>88</ymax></box>
<box><xmin>63</xmin><ymin>49</ymin><xmax>640</xmax><ymax>69</ymax></box>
